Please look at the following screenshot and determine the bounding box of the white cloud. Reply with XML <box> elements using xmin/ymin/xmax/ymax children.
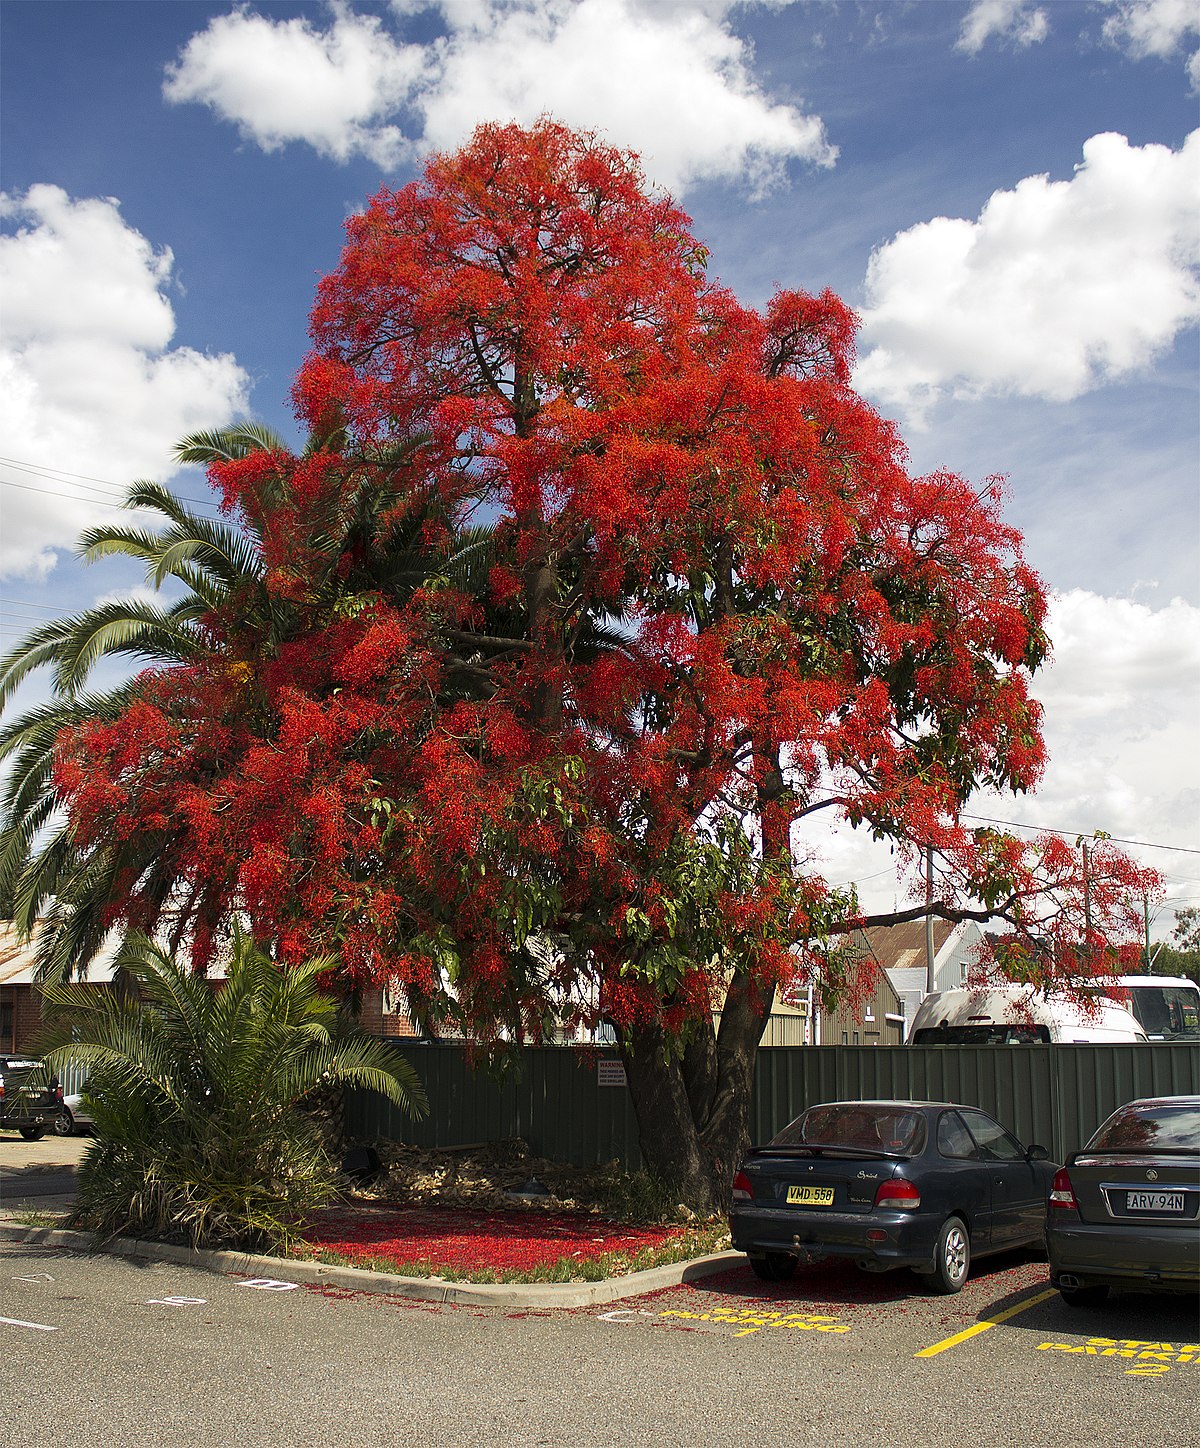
<box><xmin>0</xmin><ymin>186</ymin><xmax>249</xmax><ymax>581</ymax></box>
<box><xmin>163</xmin><ymin>1</ymin><xmax>835</xmax><ymax>194</ymax></box>
<box><xmin>956</xmin><ymin>0</ymin><xmax>1049</xmax><ymax>55</ymax></box>
<box><xmin>164</xmin><ymin>6</ymin><xmax>427</xmax><ymax>167</ymax></box>
<box><xmin>1011</xmin><ymin>589</ymin><xmax>1200</xmax><ymax>879</ymax></box>
<box><xmin>854</xmin><ymin>130</ymin><xmax>1200</xmax><ymax>421</ymax></box>
<box><xmin>795</xmin><ymin>591</ymin><xmax>1200</xmax><ymax>918</ymax></box>
<box><xmin>1101</xmin><ymin>0</ymin><xmax>1199</xmax><ymax>57</ymax></box>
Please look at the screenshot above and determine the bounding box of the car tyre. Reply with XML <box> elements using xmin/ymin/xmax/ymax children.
<box><xmin>916</xmin><ymin>1216</ymin><xmax>971</xmax><ymax>1294</ymax></box>
<box><xmin>18</xmin><ymin>1123</ymin><xmax>48</xmax><ymax>1141</ymax></box>
<box><xmin>1059</xmin><ymin>1284</ymin><xmax>1109</xmax><ymax>1309</ymax></box>
<box><xmin>748</xmin><ymin>1252</ymin><xmax>797</xmax><ymax>1282</ymax></box>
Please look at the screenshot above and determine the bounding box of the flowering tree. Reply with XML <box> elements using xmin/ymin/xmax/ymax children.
<box><xmin>33</xmin><ymin>122</ymin><xmax>1157</xmax><ymax>1209</ymax></box>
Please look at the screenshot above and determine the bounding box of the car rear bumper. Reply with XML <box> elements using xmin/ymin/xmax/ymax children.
<box><xmin>1047</xmin><ymin>1217</ymin><xmax>1200</xmax><ymax>1292</ymax></box>
<box><xmin>1</xmin><ymin>1105</ymin><xmax>60</xmax><ymax>1127</ymax></box>
<box><xmin>730</xmin><ymin>1205</ymin><xmax>936</xmax><ymax>1271</ymax></box>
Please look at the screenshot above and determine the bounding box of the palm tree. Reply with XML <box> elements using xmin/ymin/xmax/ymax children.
<box><xmin>40</xmin><ymin>924</ymin><xmax>427</xmax><ymax>1250</ymax></box>
<box><xmin>0</xmin><ymin>421</ymin><xmax>483</xmax><ymax>978</ymax></box>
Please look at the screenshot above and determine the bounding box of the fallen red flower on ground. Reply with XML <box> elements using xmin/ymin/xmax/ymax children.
<box><xmin>301</xmin><ymin>1204</ymin><xmax>691</xmax><ymax>1276</ymax></box>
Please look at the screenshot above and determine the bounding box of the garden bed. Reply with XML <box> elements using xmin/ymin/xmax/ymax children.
<box><xmin>297</xmin><ymin>1202</ymin><xmax>729</xmax><ymax>1283</ymax></box>
<box><xmin>301</xmin><ymin>1139</ymin><xmax>730</xmax><ymax>1282</ymax></box>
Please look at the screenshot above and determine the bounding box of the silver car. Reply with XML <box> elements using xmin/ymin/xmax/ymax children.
<box><xmin>53</xmin><ymin>1091</ymin><xmax>94</xmax><ymax>1137</ymax></box>
<box><xmin>1047</xmin><ymin>1095</ymin><xmax>1200</xmax><ymax>1305</ymax></box>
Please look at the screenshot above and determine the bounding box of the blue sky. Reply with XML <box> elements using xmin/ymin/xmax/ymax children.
<box><xmin>1</xmin><ymin>1</ymin><xmax>1197</xmax><ymax>926</ymax></box>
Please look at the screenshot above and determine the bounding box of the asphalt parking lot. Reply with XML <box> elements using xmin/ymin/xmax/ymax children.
<box><xmin>2</xmin><ymin>1235</ymin><xmax>1196</xmax><ymax>1447</ymax></box>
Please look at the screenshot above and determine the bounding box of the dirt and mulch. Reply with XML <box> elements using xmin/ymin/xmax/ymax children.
<box><xmin>295</xmin><ymin>1138</ymin><xmax>732</xmax><ymax>1284</ymax></box>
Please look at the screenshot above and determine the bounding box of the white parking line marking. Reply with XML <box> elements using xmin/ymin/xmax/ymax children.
<box><xmin>146</xmin><ymin>1296</ymin><xmax>208</xmax><ymax>1306</ymax></box>
<box><xmin>237</xmin><ymin>1278</ymin><xmax>300</xmax><ymax>1291</ymax></box>
<box><xmin>12</xmin><ymin>1273</ymin><xmax>55</xmax><ymax>1283</ymax></box>
<box><xmin>0</xmin><ymin>1315</ymin><xmax>58</xmax><ymax>1331</ymax></box>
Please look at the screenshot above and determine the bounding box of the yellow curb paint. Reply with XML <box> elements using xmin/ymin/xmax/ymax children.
<box><xmin>915</xmin><ymin>1287</ymin><xmax>1057</xmax><ymax>1358</ymax></box>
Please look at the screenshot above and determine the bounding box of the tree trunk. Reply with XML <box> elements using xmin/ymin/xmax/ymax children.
<box><xmin>619</xmin><ymin>973</ymin><xmax>773</xmax><ymax>1214</ymax></box>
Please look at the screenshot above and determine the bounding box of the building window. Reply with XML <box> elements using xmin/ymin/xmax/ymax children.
<box><xmin>852</xmin><ymin>1031</ymin><xmax>860</xmax><ymax>1045</ymax></box>
<box><xmin>841</xmin><ymin>1031</ymin><xmax>849</xmax><ymax>1045</ymax></box>
<box><xmin>864</xmin><ymin>1005</ymin><xmax>875</xmax><ymax>1021</ymax></box>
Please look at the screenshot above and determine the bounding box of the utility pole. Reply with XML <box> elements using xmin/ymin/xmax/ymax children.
<box><xmin>925</xmin><ymin>845</ymin><xmax>936</xmax><ymax>994</ymax></box>
<box><xmin>1144</xmin><ymin>894</ymin><xmax>1152</xmax><ymax>972</ymax></box>
<box><xmin>1082</xmin><ymin>840</ymin><xmax>1092</xmax><ymax>943</ymax></box>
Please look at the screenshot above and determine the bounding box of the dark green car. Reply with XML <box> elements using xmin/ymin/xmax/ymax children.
<box><xmin>0</xmin><ymin>1056</ymin><xmax>63</xmax><ymax>1140</ymax></box>
<box><xmin>1048</xmin><ymin>1095</ymin><xmax>1200</xmax><ymax>1306</ymax></box>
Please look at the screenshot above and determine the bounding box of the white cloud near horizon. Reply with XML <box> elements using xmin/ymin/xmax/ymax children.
<box><xmin>0</xmin><ymin>186</ymin><xmax>249</xmax><ymax>581</ymax></box>
<box><xmin>1011</xmin><ymin>588</ymin><xmax>1200</xmax><ymax>865</ymax></box>
<box><xmin>795</xmin><ymin>589</ymin><xmax>1200</xmax><ymax>921</ymax></box>
<box><xmin>163</xmin><ymin>0</ymin><xmax>835</xmax><ymax>195</ymax></box>
<box><xmin>854</xmin><ymin>130</ymin><xmax>1200</xmax><ymax>422</ymax></box>
<box><xmin>956</xmin><ymin>0</ymin><xmax>1049</xmax><ymax>55</ymax></box>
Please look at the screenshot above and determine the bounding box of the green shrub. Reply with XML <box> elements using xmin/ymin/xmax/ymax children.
<box><xmin>41</xmin><ymin>926</ymin><xmax>426</xmax><ymax>1252</ymax></box>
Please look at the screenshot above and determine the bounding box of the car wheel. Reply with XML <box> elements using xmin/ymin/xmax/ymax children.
<box><xmin>1059</xmin><ymin>1284</ymin><xmax>1109</xmax><ymax>1309</ymax></box>
<box><xmin>53</xmin><ymin>1107</ymin><xmax>75</xmax><ymax>1137</ymax></box>
<box><xmin>18</xmin><ymin>1123</ymin><xmax>48</xmax><ymax>1141</ymax></box>
<box><xmin>917</xmin><ymin>1216</ymin><xmax>971</xmax><ymax>1294</ymax></box>
<box><xmin>749</xmin><ymin>1252</ymin><xmax>797</xmax><ymax>1282</ymax></box>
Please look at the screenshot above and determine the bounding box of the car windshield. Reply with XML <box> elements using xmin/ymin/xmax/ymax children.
<box><xmin>1088</xmin><ymin>1103</ymin><xmax>1200</xmax><ymax>1152</ymax></box>
<box><xmin>771</xmin><ymin>1104</ymin><xmax>926</xmax><ymax>1155</ymax></box>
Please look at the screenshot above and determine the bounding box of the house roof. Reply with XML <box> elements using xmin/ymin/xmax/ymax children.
<box><xmin>855</xmin><ymin>920</ymin><xmax>958</xmax><ymax>972</ymax></box>
<box><xmin>0</xmin><ymin>923</ymin><xmax>123</xmax><ymax>985</ymax></box>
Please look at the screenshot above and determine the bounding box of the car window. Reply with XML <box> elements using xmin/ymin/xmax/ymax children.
<box><xmin>1089</xmin><ymin>1103</ymin><xmax>1200</xmax><ymax>1151</ymax></box>
<box><xmin>962</xmin><ymin>1112</ymin><xmax>1026</xmax><ymax>1161</ymax></box>
<box><xmin>771</xmin><ymin>1104</ymin><xmax>926</xmax><ymax>1155</ymax></box>
<box><xmin>937</xmin><ymin>1111</ymin><xmax>979</xmax><ymax>1160</ymax></box>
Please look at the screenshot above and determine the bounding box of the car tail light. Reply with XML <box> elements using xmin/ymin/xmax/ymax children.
<box><xmin>731</xmin><ymin>1170</ymin><xmax>754</xmax><ymax>1202</ymax></box>
<box><xmin>874</xmin><ymin>1178</ymin><xmax>921</xmax><ymax>1210</ymax></box>
<box><xmin>1049</xmin><ymin>1168</ymin><xmax>1078</xmax><ymax>1210</ymax></box>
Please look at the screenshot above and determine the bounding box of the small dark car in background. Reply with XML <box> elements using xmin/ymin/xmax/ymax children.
<box><xmin>1047</xmin><ymin>1094</ymin><xmax>1200</xmax><ymax>1307</ymax></box>
<box><xmin>730</xmin><ymin>1100</ymin><xmax>1057</xmax><ymax>1294</ymax></box>
<box><xmin>0</xmin><ymin>1056</ymin><xmax>63</xmax><ymax>1140</ymax></box>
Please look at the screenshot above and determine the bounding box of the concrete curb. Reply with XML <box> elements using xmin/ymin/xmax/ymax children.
<box><xmin>0</xmin><ymin>1220</ymin><xmax>742</xmax><ymax>1307</ymax></box>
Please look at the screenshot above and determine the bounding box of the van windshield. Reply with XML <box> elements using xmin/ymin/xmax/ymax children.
<box><xmin>1120</xmin><ymin>984</ymin><xmax>1200</xmax><ymax>1041</ymax></box>
<box><xmin>910</xmin><ymin>1024</ymin><xmax>1051</xmax><ymax>1045</ymax></box>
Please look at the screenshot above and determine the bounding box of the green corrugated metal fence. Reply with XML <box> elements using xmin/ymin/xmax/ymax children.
<box><xmin>345</xmin><ymin>1042</ymin><xmax>1199</xmax><ymax>1169</ymax></box>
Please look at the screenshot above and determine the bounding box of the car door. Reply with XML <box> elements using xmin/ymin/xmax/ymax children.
<box><xmin>961</xmin><ymin>1110</ymin><xmax>1043</xmax><ymax>1248</ymax></box>
<box><xmin>935</xmin><ymin>1110</ymin><xmax>996</xmax><ymax>1248</ymax></box>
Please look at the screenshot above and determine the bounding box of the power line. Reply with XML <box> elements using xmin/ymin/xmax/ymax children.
<box><xmin>962</xmin><ymin>812</ymin><xmax>1200</xmax><ymax>857</ymax></box>
<box><xmin>0</xmin><ymin>454</ymin><xmax>223</xmax><ymax>513</ymax></box>
<box><xmin>0</xmin><ymin>598</ymin><xmax>74</xmax><ymax>615</ymax></box>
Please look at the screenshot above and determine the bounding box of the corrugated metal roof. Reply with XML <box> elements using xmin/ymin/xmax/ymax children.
<box><xmin>860</xmin><ymin>919</ymin><xmax>957</xmax><ymax>967</ymax></box>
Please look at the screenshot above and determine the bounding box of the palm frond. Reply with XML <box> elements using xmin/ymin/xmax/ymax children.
<box><xmin>175</xmin><ymin>422</ymin><xmax>289</xmax><ymax>465</ymax></box>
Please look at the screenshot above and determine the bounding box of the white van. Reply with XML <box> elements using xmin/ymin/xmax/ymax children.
<box><xmin>908</xmin><ymin>984</ymin><xmax>1148</xmax><ymax>1045</ymax></box>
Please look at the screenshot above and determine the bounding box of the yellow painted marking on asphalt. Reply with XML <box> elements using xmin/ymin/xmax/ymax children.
<box><xmin>1036</xmin><ymin>1337</ymin><xmax>1200</xmax><ymax>1377</ymax></box>
<box><xmin>658</xmin><ymin>1307</ymin><xmax>851</xmax><ymax>1338</ymax></box>
<box><xmin>914</xmin><ymin>1287</ymin><xmax>1056</xmax><ymax>1358</ymax></box>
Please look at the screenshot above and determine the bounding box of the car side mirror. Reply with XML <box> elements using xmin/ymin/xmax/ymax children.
<box><xmin>1026</xmin><ymin>1144</ymin><xmax>1050</xmax><ymax>1162</ymax></box>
